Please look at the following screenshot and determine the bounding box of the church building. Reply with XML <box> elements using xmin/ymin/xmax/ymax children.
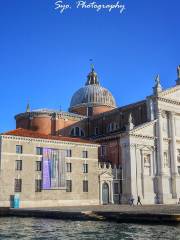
<box><xmin>1</xmin><ymin>65</ymin><xmax>180</xmax><ymax>207</ymax></box>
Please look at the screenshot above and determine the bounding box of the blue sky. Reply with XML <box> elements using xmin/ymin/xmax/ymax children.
<box><xmin>0</xmin><ymin>0</ymin><xmax>180</xmax><ymax>132</ymax></box>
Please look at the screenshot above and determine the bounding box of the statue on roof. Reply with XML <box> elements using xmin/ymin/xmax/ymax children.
<box><xmin>177</xmin><ymin>65</ymin><xmax>180</xmax><ymax>79</ymax></box>
<box><xmin>153</xmin><ymin>74</ymin><xmax>162</xmax><ymax>95</ymax></box>
<box><xmin>26</xmin><ymin>102</ymin><xmax>30</xmax><ymax>112</ymax></box>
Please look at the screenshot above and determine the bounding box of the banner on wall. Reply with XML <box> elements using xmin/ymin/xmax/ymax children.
<box><xmin>42</xmin><ymin>148</ymin><xmax>66</xmax><ymax>189</ymax></box>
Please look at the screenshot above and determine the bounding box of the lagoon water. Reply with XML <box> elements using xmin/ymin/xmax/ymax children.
<box><xmin>0</xmin><ymin>218</ymin><xmax>180</xmax><ymax>240</ymax></box>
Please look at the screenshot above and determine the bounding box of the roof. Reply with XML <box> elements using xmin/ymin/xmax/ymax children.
<box><xmin>15</xmin><ymin>109</ymin><xmax>86</xmax><ymax>120</ymax></box>
<box><xmin>1</xmin><ymin>128</ymin><xmax>97</xmax><ymax>145</ymax></box>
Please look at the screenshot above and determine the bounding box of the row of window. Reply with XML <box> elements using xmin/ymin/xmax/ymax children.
<box><xmin>14</xmin><ymin>179</ymin><xmax>89</xmax><ymax>193</ymax></box>
<box><xmin>66</xmin><ymin>180</ymin><xmax>88</xmax><ymax>192</ymax></box>
<box><xmin>66</xmin><ymin>163</ymin><xmax>88</xmax><ymax>173</ymax></box>
<box><xmin>15</xmin><ymin>160</ymin><xmax>42</xmax><ymax>171</ymax></box>
<box><xmin>15</xmin><ymin>161</ymin><xmax>88</xmax><ymax>173</ymax></box>
<box><xmin>16</xmin><ymin>145</ymin><xmax>89</xmax><ymax>158</ymax></box>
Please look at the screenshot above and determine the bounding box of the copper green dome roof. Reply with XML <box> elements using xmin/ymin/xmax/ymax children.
<box><xmin>69</xmin><ymin>66</ymin><xmax>116</xmax><ymax>110</ymax></box>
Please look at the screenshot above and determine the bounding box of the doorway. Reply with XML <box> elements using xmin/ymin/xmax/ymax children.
<box><xmin>102</xmin><ymin>182</ymin><xmax>109</xmax><ymax>204</ymax></box>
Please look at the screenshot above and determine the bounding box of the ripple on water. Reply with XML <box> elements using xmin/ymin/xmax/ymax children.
<box><xmin>0</xmin><ymin>218</ymin><xmax>179</xmax><ymax>240</ymax></box>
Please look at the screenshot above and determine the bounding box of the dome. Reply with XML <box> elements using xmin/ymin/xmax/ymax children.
<box><xmin>69</xmin><ymin>66</ymin><xmax>116</xmax><ymax>110</ymax></box>
<box><xmin>70</xmin><ymin>84</ymin><xmax>116</xmax><ymax>109</ymax></box>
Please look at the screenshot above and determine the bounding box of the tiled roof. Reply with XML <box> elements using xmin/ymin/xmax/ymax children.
<box><xmin>1</xmin><ymin>128</ymin><xmax>97</xmax><ymax>145</ymax></box>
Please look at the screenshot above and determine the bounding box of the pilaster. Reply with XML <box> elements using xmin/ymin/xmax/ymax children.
<box><xmin>169</xmin><ymin>111</ymin><xmax>178</xmax><ymax>198</ymax></box>
<box><xmin>157</xmin><ymin>109</ymin><xmax>165</xmax><ymax>175</ymax></box>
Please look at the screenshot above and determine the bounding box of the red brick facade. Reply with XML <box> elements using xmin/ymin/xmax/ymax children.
<box><xmin>15</xmin><ymin>99</ymin><xmax>148</xmax><ymax>166</ymax></box>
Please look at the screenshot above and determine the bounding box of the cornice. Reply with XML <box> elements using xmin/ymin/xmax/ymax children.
<box><xmin>15</xmin><ymin>111</ymin><xmax>86</xmax><ymax>121</ymax></box>
<box><xmin>0</xmin><ymin>135</ymin><xmax>99</xmax><ymax>148</ymax></box>
<box><xmin>131</xmin><ymin>120</ymin><xmax>156</xmax><ymax>133</ymax></box>
<box><xmin>129</xmin><ymin>133</ymin><xmax>156</xmax><ymax>140</ymax></box>
<box><xmin>159</xmin><ymin>85</ymin><xmax>180</xmax><ymax>97</ymax></box>
<box><xmin>157</xmin><ymin>96</ymin><xmax>180</xmax><ymax>106</ymax></box>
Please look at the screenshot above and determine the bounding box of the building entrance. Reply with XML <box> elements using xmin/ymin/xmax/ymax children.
<box><xmin>102</xmin><ymin>182</ymin><xmax>109</xmax><ymax>204</ymax></box>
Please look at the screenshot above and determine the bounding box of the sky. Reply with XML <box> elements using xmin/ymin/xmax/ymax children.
<box><xmin>0</xmin><ymin>0</ymin><xmax>180</xmax><ymax>132</ymax></box>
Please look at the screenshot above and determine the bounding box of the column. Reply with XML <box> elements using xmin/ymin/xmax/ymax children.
<box><xmin>169</xmin><ymin>112</ymin><xmax>178</xmax><ymax>175</ymax></box>
<box><xmin>156</xmin><ymin>109</ymin><xmax>165</xmax><ymax>203</ymax></box>
<box><xmin>169</xmin><ymin>111</ymin><xmax>178</xmax><ymax>198</ymax></box>
<box><xmin>157</xmin><ymin>109</ymin><xmax>164</xmax><ymax>175</ymax></box>
<box><xmin>111</xmin><ymin>181</ymin><xmax>114</xmax><ymax>204</ymax></box>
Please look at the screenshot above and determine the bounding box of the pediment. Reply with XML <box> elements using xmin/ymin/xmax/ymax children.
<box><xmin>159</xmin><ymin>85</ymin><xmax>180</xmax><ymax>103</ymax></box>
<box><xmin>99</xmin><ymin>171</ymin><xmax>113</xmax><ymax>180</ymax></box>
<box><xmin>131</xmin><ymin>121</ymin><xmax>155</xmax><ymax>137</ymax></box>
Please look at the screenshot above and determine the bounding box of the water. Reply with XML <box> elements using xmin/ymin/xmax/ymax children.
<box><xmin>0</xmin><ymin>218</ymin><xmax>179</xmax><ymax>240</ymax></box>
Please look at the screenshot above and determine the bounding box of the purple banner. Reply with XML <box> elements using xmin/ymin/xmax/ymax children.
<box><xmin>42</xmin><ymin>148</ymin><xmax>66</xmax><ymax>189</ymax></box>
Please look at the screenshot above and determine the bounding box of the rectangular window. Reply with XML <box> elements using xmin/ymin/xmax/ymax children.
<box><xmin>83</xmin><ymin>180</ymin><xmax>88</xmax><ymax>192</ymax></box>
<box><xmin>35</xmin><ymin>179</ymin><xmax>42</xmax><ymax>192</ymax></box>
<box><xmin>94</xmin><ymin>127</ymin><xmax>98</xmax><ymax>135</ymax></box>
<box><xmin>66</xmin><ymin>180</ymin><xmax>72</xmax><ymax>192</ymax></box>
<box><xmin>14</xmin><ymin>179</ymin><xmax>22</xmax><ymax>192</ymax></box>
<box><xmin>36</xmin><ymin>161</ymin><xmax>42</xmax><ymax>171</ymax></box>
<box><xmin>66</xmin><ymin>149</ymin><xmax>72</xmax><ymax>157</ymax></box>
<box><xmin>15</xmin><ymin>160</ymin><xmax>22</xmax><ymax>171</ymax></box>
<box><xmin>100</xmin><ymin>146</ymin><xmax>106</xmax><ymax>157</ymax></box>
<box><xmin>16</xmin><ymin>145</ymin><xmax>22</xmax><ymax>154</ymax></box>
<box><xmin>36</xmin><ymin>147</ymin><xmax>43</xmax><ymax>155</ymax></box>
<box><xmin>114</xmin><ymin>183</ymin><xmax>119</xmax><ymax>194</ymax></box>
<box><xmin>66</xmin><ymin>163</ymin><xmax>72</xmax><ymax>172</ymax></box>
<box><xmin>178</xmin><ymin>166</ymin><xmax>180</xmax><ymax>175</ymax></box>
<box><xmin>83</xmin><ymin>163</ymin><xmax>88</xmax><ymax>173</ymax></box>
<box><xmin>82</xmin><ymin>151</ymin><xmax>88</xmax><ymax>158</ymax></box>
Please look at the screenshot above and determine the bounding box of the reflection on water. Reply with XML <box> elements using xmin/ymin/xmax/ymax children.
<box><xmin>0</xmin><ymin>218</ymin><xmax>179</xmax><ymax>240</ymax></box>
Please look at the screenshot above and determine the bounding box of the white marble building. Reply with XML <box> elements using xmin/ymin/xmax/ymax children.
<box><xmin>120</xmin><ymin>67</ymin><xmax>180</xmax><ymax>204</ymax></box>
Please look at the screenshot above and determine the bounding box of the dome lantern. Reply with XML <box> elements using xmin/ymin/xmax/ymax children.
<box><xmin>86</xmin><ymin>64</ymin><xmax>99</xmax><ymax>86</ymax></box>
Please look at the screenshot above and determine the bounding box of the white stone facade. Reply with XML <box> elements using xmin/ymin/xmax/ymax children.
<box><xmin>120</xmin><ymin>83</ymin><xmax>180</xmax><ymax>204</ymax></box>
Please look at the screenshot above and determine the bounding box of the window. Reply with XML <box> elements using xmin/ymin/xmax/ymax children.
<box><xmin>66</xmin><ymin>149</ymin><xmax>72</xmax><ymax>157</ymax></box>
<box><xmin>15</xmin><ymin>160</ymin><xmax>22</xmax><ymax>171</ymax></box>
<box><xmin>83</xmin><ymin>180</ymin><xmax>88</xmax><ymax>192</ymax></box>
<box><xmin>70</xmin><ymin>127</ymin><xmax>84</xmax><ymax>137</ymax></box>
<box><xmin>36</xmin><ymin>161</ymin><xmax>42</xmax><ymax>171</ymax></box>
<box><xmin>36</xmin><ymin>147</ymin><xmax>43</xmax><ymax>155</ymax></box>
<box><xmin>107</xmin><ymin>122</ymin><xmax>119</xmax><ymax>133</ymax></box>
<box><xmin>16</xmin><ymin>145</ymin><xmax>22</xmax><ymax>154</ymax></box>
<box><xmin>100</xmin><ymin>146</ymin><xmax>106</xmax><ymax>157</ymax></box>
<box><xmin>94</xmin><ymin>127</ymin><xmax>98</xmax><ymax>135</ymax></box>
<box><xmin>83</xmin><ymin>163</ymin><xmax>88</xmax><ymax>173</ymax></box>
<box><xmin>75</xmin><ymin>127</ymin><xmax>79</xmax><ymax>136</ymax></box>
<box><xmin>14</xmin><ymin>179</ymin><xmax>22</xmax><ymax>192</ymax></box>
<box><xmin>82</xmin><ymin>151</ymin><xmax>88</xmax><ymax>158</ymax></box>
<box><xmin>71</xmin><ymin>128</ymin><xmax>74</xmax><ymax>136</ymax></box>
<box><xmin>178</xmin><ymin>166</ymin><xmax>180</xmax><ymax>175</ymax></box>
<box><xmin>66</xmin><ymin>163</ymin><xmax>72</xmax><ymax>172</ymax></box>
<box><xmin>114</xmin><ymin>183</ymin><xmax>119</xmax><ymax>194</ymax></box>
<box><xmin>35</xmin><ymin>179</ymin><xmax>42</xmax><ymax>192</ymax></box>
<box><xmin>66</xmin><ymin>180</ymin><xmax>72</xmax><ymax>192</ymax></box>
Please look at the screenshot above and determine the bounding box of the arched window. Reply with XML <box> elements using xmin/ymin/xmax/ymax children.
<box><xmin>70</xmin><ymin>127</ymin><xmax>85</xmax><ymax>137</ymax></box>
<box><xmin>107</xmin><ymin>122</ymin><xmax>119</xmax><ymax>133</ymax></box>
